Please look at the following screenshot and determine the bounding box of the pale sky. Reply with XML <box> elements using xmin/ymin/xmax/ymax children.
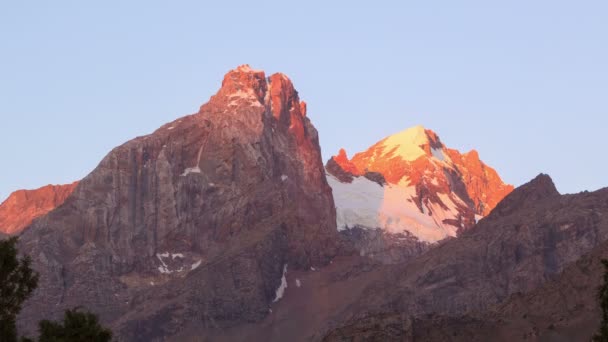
<box><xmin>1</xmin><ymin>0</ymin><xmax>607</xmax><ymax>200</ymax></box>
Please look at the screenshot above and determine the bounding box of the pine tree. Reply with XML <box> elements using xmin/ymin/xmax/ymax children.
<box><xmin>594</xmin><ymin>259</ymin><xmax>608</xmax><ymax>341</ymax></box>
<box><xmin>0</xmin><ymin>237</ymin><xmax>39</xmax><ymax>342</ymax></box>
<box><xmin>38</xmin><ymin>308</ymin><xmax>112</xmax><ymax>342</ymax></box>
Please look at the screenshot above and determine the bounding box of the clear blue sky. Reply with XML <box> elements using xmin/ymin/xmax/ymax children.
<box><xmin>1</xmin><ymin>1</ymin><xmax>606</xmax><ymax>201</ymax></box>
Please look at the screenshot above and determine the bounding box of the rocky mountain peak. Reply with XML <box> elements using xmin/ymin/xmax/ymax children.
<box><xmin>214</xmin><ymin>64</ymin><xmax>268</xmax><ymax>105</ymax></box>
<box><xmin>16</xmin><ymin>66</ymin><xmax>338</xmax><ymax>339</ymax></box>
<box><xmin>205</xmin><ymin>66</ymin><xmax>308</xmax><ymax>144</ymax></box>
<box><xmin>332</xmin><ymin>148</ymin><xmax>358</xmax><ymax>175</ymax></box>
<box><xmin>491</xmin><ymin>173</ymin><xmax>559</xmax><ymax>216</ymax></box>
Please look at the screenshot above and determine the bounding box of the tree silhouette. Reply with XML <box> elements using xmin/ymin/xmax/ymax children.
<box><xmin>0</xmin><ymin>237</ymin><xmax>39</xmax><ymax>342</ymax></box>
<box><xmin>37</xmin><ymin>308</ymin><xmax>112</xmax><ymax>342</ymax></box>
<box><xmin>594</xmin><ymin>259</ymin><xmax>608</xmax><ymax>341</ymax></box>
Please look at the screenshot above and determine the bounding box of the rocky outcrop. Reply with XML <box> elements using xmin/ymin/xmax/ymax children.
<box><xmin>444</xmin><ymin>149</ymin><xmax>514</xmax><ymax>216</ymax></box>
<box><xmin>17</xmin><ymin>65</ymin><xmax>338</xmax><ymax>340</ymax></box>
<box><xmin>339</xmin><ymin>227</ymin><xmax>429</xmax><ymax>264</ymax></box>
<box><xmin>0</xmin><ymin>182</ymin><xmax>77</xmax><ymax>235</ymax></box>
<box><xmin>324</xmin><ymin>232</ymin><xmax>608</xmax><ymax>342</ymax></box>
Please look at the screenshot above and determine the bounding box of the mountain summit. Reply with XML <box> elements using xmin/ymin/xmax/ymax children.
<box><xmin>327</xmin><ymin>125</ymin><xmax>513</xmax><ymax>243</ymax></box>
<box><xmin>17</xmin><ymin>65</ymin><xmax>338</xmax><ymax>339</ymax></box>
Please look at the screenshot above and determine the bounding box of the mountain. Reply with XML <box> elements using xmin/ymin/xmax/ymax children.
<box><xmin>0</xmin><ymin>182</ymin><xmax>77</xmax><ymax>235</ymax></box>
<box><xmin>11</xmin><ymin>66</ymin><xmax>605</xmax><ymax>341</ymax></box>
<box><xmin>147</xmin><ymin>174</ymin><xmax>608</xmax><ymax>341</ymax></box>
<box><xmin>326</xmin><ymin>126</ymin><xmax>513</xmax><ymax>244</ymax></box>
<box><xmin>16</xmin><ymin>65</ymin><xmax>338</xmax><ymax>340</ymax></box>
<box><xmin>321</xmin><ymin>176</ymin><xmax>608</xmax><ymax>341</ymax></box>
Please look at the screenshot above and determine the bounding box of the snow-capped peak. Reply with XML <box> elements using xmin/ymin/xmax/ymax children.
<box><xmin>378</xmin><ymin>125</ymin><xmax>430</xmax><ymax>162</ymax></box>
<box><xmin>325</xmin><ymin>125</ymin><xmax>514</xmax><ymax>243</ymax></box>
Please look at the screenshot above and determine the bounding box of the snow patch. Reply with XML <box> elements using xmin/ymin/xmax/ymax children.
<box><xmin>171</xmin><ymin>253</ymin><xmax>184</xmax><ymax>260</ymax></box>
<box><xmin>295</xmin><ymin>279</ymin><xmax>301</xmax><ymax>287</ymax></box>
<box><xmin>327</xmin><ymin>174</ymin><xmax>464</xmax><ymax>243</ymax></box>
<box><xmin>475</xmin><ymin>215</ymin><xmax>484</xmax><ymax>224</ymax></box>
<box><xmin>167</xmin><ymin>126</ymin><xmax>174</xmax><ymax>130</ymax></box>
<box><xmin>273</xmin><ymin>264</ymin><xmax>288</xmax><ymax>302</ymax></box>
<box><xmin>191</xmin><ymin>259</ymin><xmax>202</xmax><ymax>271</ymax></box>
<box><xmin>157</xmin><ymin>266</ymin><xmax>171</xmax><ymax>274</ymax></box>
<box><xmin>156</xmin><ymin>253</ymin><xmax>172</xmax><ymax>274</ymax></box>
<box><xmin>281</xmin><ymin>175</ymin><xmax>288</xmax><ymax>181</ymax></box>
<box><xmin>181</xmin><ymin>166</ymin><xmax>201</xmax><ymax>176</ymax></box>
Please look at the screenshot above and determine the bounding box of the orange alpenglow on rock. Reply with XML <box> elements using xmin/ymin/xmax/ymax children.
<box><xmin>326</xmin><ymin>125</ymin><xmax>513</xmax><ymax>243</ymax></box>
<box><xmin>0</xmin><ymin>182</ymin><xmax>78</xmax><ymax>235</ymax></box>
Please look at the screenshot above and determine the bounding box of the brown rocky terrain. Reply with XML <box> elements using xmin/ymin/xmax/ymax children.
<box><xmin>16</xmin><ymin>65</ymin><xmax>339</xmax><ymax>340</ymax></box>
<box><xmin>159</xmin><ymin>175</ymin><xmax>607</xmax><ymax>341</ymax></box>
<box><xmin>323</xmin><ymin>234</ymin><xmax>608</xmax><ymax>342</ymax></box>
<box><xmin>0</xmin><ymin>182</ymin><xmax>77</xmax><ymax>235</ymax></box>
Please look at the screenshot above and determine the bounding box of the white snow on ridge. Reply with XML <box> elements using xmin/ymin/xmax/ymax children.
<box><xmin>379</xmin><ymin>125</ymin><xmax>428</xmax><ymax>162</ymax></box>
<box><xmin>327</xmin><ymin>174</ymin><xmax>462</xmax><ymax>243</ymax></box>
<box><xmin>273</xmin><ymin>264</ymin><xmax>288</xmax><ymax>302</ymax></box>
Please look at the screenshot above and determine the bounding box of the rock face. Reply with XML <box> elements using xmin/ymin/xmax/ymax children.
<box><xmin>327</xmin><ymin>126</ymin><xmax>513</xmax><ymax>244</ymax></box>
<box><xmin>0</xmin><ymin>182</ymin><xmax>77</xmax><ymax>235</ymax></box>
<box><xmin>324</xmin><ymin>239</ymin><xmax>608</xmax><ymax>342</ymax></box>
<box><xmin>322</xmin><ymin>176</ymin><xmax>608</xmax><ymax>340</ymax></box>
<box><xmin>17</xmin><ymin>65</ymin><xmax>338</xmax><ymax>340</ymax></box>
